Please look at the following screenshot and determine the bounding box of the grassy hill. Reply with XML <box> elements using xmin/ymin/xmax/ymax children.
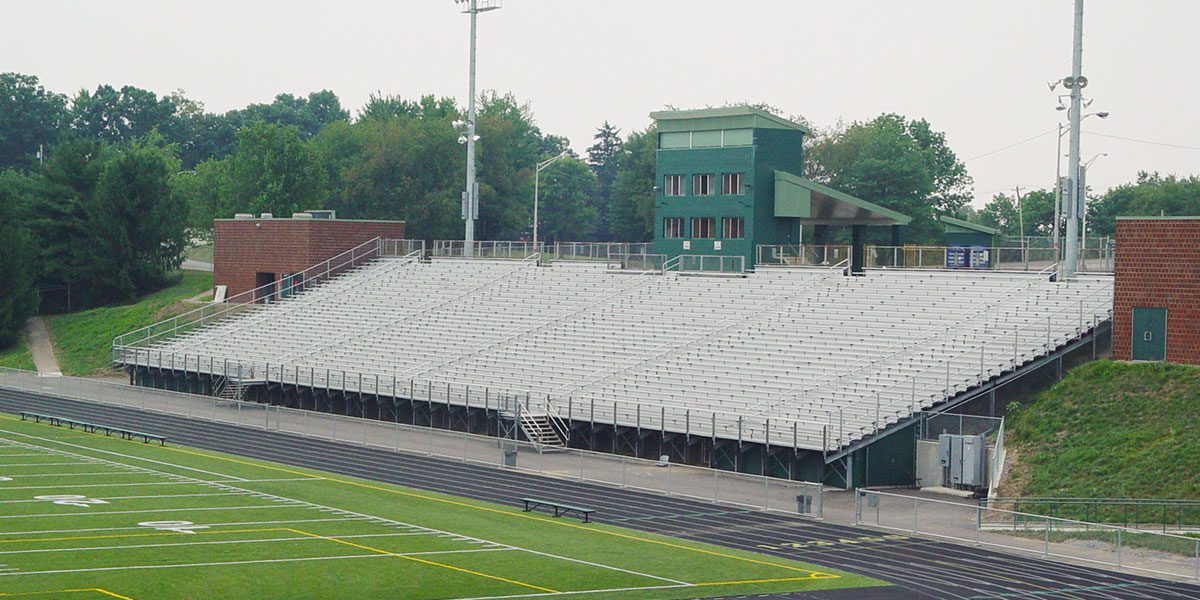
<box><xmin>45</xmin><ymin>270</ymin><xmax>213</xmax><ymax>376</ymax></box>
<box><xmin>1005</xmin><ymin>360</ymin><xmax>1200</xmax><ymax>500</ymax></box>
<box><xmin>0</xmin><ymin>334</ymin><xmax>35</xmax><ymax>371</ymax></box>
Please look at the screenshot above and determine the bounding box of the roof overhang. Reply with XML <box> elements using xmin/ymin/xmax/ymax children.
<box><xmin>650</xmin><ymin>106</ymin><xmax>811</xmax><ymax>134</ymax></box>
<box><xmin>773</xmin><ymin>171</ymin><xmax>911</xmax><ymax>226</ymax></box>
<box><xmin>939</xmin><ymin>215</ymin><xmax>998</xmax><ymax>236</ymax></box>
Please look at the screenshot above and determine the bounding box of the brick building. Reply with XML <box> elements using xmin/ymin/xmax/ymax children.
<box><xmin>213</xmin><ymin>214</ymin><xmax>404</xmax><ymax>300</ymax></box>
<box><xmin>1112</xmin><ymin>216</ymin><xmax>1200</xmax><ymax>364</ymax></box>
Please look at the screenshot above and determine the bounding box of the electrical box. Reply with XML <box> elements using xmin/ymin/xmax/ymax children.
<box><xmin>937</xmin><ymin>433</ymin><xmax>987</xmax><ymax>489</ymax></box>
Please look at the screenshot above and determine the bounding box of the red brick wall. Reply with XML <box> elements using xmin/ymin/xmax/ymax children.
<box><xmin>213</xmin><ymin>218</ymin><xmax>404</xmax><ymax>299</ymax></box>
<box><xmin>1113</xmin><ymin>218</ymin><xmax>1200</xmax><ymax>364</ymax></box>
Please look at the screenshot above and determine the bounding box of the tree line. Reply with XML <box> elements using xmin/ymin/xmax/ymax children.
<box><xmin>3</xmin><ymin>70</ymin><xmax>1197</xmax><ymax>348</ymax></box>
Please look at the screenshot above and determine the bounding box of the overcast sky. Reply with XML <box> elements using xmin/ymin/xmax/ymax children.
<box><xmin>6</xmin><ymin>0</ymin><xmax>1199</xmax><ymax>207</ymax></box>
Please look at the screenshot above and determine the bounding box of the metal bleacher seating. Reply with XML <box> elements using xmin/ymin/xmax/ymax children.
<box><xmin>122</xmin><ymin>257</ymin><xmax>1113</xmax><ymax>452</ymax></box>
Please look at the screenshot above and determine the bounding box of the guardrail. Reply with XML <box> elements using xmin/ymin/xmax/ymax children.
<box><xmin>982</xmin><ymin>497</ymin><xmax>1200</xmax><ymax>532</ymax></box>
<box><xmin>756</xmin><ymin>244</ymin><xmax>1114</xmax><ymax>273</ymax></box>
<box><xmin>433</xmin><ymin>240</ymin><xmax>541</xmax><ymax>259</ymax></box>
<box><xmin>856</xmin><ymin>488</ymin><xmax>1200</xmax><ymax>582</ymax></box>
<box><xmin>671</xmin><ymin>254</ymin><xmax>745</xmax><ymax>274</ymax></box>
<box><xmin>112</xmin><ymin>237</ymin><xmax>399</xmax><ymax>353</ymax></box>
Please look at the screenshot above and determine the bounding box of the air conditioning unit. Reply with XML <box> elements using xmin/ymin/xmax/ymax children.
<box><xmin>306</xmin><ymin>210</ymin><xmax>336</xmax><ymax>220</ymax></box>
<box><xmin>292</xmin><ymin>213</ymin><xmax>314</xmax><ymax>220</ymax></box>
<box><xmin>234</xmin><ymin>213</ymin><xmax>254</xmax><ymax>220</ymax></box>
<box><xmin>260</xmin><ymin>213</ymin><xmax>274</xmax><ymax>219</ymax></box>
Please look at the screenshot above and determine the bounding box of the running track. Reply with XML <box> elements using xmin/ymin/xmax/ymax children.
<box><xmin>0</xmin><ymin>388</ymin><xmax>1196</xmax><ymax>600</ymax></box>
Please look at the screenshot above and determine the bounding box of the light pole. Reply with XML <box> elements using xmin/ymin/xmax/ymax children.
<box><xmin>454</xmin><ymin>0</ymin><xmax>501</xmax><ymax>257</ymax></box>
<box><xmin>1061</xmin><ymin>0</ymin><xmax>1086</xmax><ymax>278</ymax></box>
<box><xmin>1079</xmin><ymin>152</ymin><xmax>1107</xmax><ymax>265</ymax></box>
<box><xmin>1050</xmin><ymin>111</ymin><xmax>1107</xmax><ymax>275</ymax></box>
<box><xmin>533</xmin><ymin>150</ymin><xmax>570</xmax><ymax>248</ymax></box>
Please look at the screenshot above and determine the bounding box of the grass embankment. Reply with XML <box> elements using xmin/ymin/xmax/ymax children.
<box><xmin>44</xmin><ymin>270</ymin><xmax>213</xmax><ymax>376</ymax></box>
<box><xmin>0</xmin><ymin>334</ymin><xmax>36</xmax><ymax>371</ymax></box>
<box><xmin>1006</xmin><ymin>360</ymin><xmax>1200</xmax><ymax>500</ymax></box>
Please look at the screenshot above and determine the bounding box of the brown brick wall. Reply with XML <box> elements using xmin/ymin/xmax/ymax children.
<box><xmin>213</xmin><ymin>218</ymin><xmax>404</xmax><ymax>299</ymax></box>
<box><xmin>1113</xmin><ymin>218</ymin><xmax>1200</xmax><ymax>364</ymax></box>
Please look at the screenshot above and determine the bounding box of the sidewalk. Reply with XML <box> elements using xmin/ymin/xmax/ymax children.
<box><xmin>22</xmin><ymin>318</ymin><xmax>61</xmax><ymax>375</ymax></box>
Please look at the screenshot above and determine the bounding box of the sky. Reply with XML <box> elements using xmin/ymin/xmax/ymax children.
<box><xmin>5</xmin><ymin>0</ymin><xmax>1199</xmax><ymax>207</ymax></box>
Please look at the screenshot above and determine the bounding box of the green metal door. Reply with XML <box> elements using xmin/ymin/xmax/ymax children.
<box><xmin>1131</xmin><ymin>307</ymin><xmax>1167</xmax><ymax>361</ymax></box>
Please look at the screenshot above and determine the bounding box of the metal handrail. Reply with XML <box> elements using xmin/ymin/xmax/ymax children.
<box><xmin>825</xmin><ymin>282</ymin><xmax>1113</xmax><ymax>448</ymax></box>
<box><xmin>112</xmin><ymin>237</ymin><xmax>388</xmax><ymax>352</ymax></box>
<box><xmin>748</xmin><ymin>264</ymin><xmax>1060</xmax><ymax>418</ymax></box>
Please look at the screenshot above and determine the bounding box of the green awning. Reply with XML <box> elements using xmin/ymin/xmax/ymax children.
<box><xmin>939</xmin><ymin>215</ymin><xmax>998</xmax><ymax>236</ymax></box>
<box><xmin>773</xmin><ymin>171</ymin><xmax>911</xmax><ymax>225</ymax></box>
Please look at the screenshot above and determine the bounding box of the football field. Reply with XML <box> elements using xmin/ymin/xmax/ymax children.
<box><xmin>0</xmin><ymin>413</ymin><xmax>882</xmax><ymax>599</ymax></box>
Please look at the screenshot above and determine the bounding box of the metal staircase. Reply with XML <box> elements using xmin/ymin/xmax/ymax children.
<box><xmin>518</xmin><ymin>413</ymin><xmax>565</xmax><ymax>449</ymax></box>
<box><xmin>213</xmin><ymin>375</ymin><xmax>247</xmax><ymax>403</ymax></box>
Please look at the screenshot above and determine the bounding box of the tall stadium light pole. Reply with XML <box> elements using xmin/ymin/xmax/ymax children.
<box><xmin>533</xmin><ymin>150</ymin><xmax>570</xmax><ymax>247</ymax></box>
<box><xmin>1079</xmin><ymin>152</ymin><xmax>1107</xmax><ymax>263</ymax></box>
<box><xmin>455</xmin><ymin>0</ymin><xmax>500</xmax><ymax>257</ymax></box>
<box><xmin>1062</xmin><ymin>0</ymin><xmax>1086</xmax><ymax>278</ymax></box>
<box><xmin>1052</xmin><ymin>122</ymin><xmax>1064</xmax><ymax>274</ymax></box>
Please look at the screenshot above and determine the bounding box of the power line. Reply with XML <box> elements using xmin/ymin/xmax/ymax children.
<box><xmin>1082</xmin><ymin>130</ymin><xmax>1200</xmax><ymax>151</ymax></box>
<box><xmin>963</xmin><ymin>128</ymin><xmax>1057</xmax><ymax>163</ymax></box>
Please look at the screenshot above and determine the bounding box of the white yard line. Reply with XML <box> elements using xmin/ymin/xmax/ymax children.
<box><xmin>0</xmin><ymin>431</ymin><xmax>247</xmax><ymax>482</ymax></box>
<box><xmin>0</xmin><ymin>471</ymin><xmax>151</xmax><ymax>478</ymax></box>
<box><xmin>0</xmin><ymin>548</ymin><xmax>513</xmax><ymax>577</ymax></box>
<box><xmin>0</xmin><ymin>462</ymin><xmax>98</xmax><ymax>467</ymax></box>
<box><xmin>0</xmin><ymin>517</ymin><xmax>375</xmax><ymax>537</ymax></box>
<box><xmin>0</xmin><ymin>477</ymin><xmax>319</xmax><ymax>491</ymax></box>
<box><xmin>0</xmin><ymin>504</ymin><xmax>297</xmax><ymax>520</ymax></box>
<box><xmin>0</xmin><ymin>427</ymin><xmax>689</xmax><ymax>587</ymax></box>
<box><xmin>0</xmin><ymin>531</ymin><xmax>465</xmax><ymax>556</ymax></box>
<box><xmin>0</xmin><ymin>492</ymin><xmax>246</xmax><ymax>504</ymax></box>
<box><xmin>453</xmin><ymin>583</ymin><xmax>696</xmax><ymax>600</ymax></box>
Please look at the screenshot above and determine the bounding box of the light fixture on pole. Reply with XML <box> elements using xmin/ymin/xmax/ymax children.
<box><xmin>1051</xmin><ymin>111</ymin><xmax>1108</xmax><ymax>274</ymax></box>
<box><xmin>453</xmin><ymin>0</ymin><xmax>501</xmax><ymax>257</ymax></box>
<box><xmin>533</xmin><ymin>150</ymin><xmax>570</xmax><ymax>248</ymax></box>
<box><xmin>1079</xmin><ymin>152</ymin><xmax>1108</xmax><ymax>261</ymax></box>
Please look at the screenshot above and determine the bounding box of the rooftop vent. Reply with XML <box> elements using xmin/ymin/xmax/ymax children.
<box><xmin>234</xmin><ymin>213</ymin><xmax>254</xmax><ymax>220</ymax></box>
<box><xmin>260</xmin><ymin>213</ymin><xmax>273</xmax><ymax>219</ymax></box>
<box><xmin>293</xmin><ymin>213</ymin><xmax>314</xmax><ymax>220</ymax></box>
<box><xmin>306</xmin><ymin>209</ymin><xmax>336</xmax><ymax>220</ymax></box>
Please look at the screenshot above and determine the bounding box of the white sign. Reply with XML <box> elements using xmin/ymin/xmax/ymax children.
<box><xmin>713</xmin><ymin>241</ymin><xmax>722</xmax><ymax>251</ymax></box>
<box><xmin>682</xmin><ymin>240</ymin><xmax>691</xmax><ymax>250</ymax></box>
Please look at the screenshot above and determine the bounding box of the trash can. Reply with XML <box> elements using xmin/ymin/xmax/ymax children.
<box><xmin>503</xmin><ymin>450</ymin><xmax>518</xmax><ymax>468</ymax></box>
<box><xmin>796</xmin><ymin>494</ymin><xmax>813</xmax><ymax>515</ymax></box>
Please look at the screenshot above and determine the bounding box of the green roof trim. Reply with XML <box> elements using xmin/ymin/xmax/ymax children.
<box><xmin>773</xmin><ymin>171</ymin><xmax>911</xmax><ymax>225</ymax></box>
<box><xmin>650</xmin><ymin>106</ymin><xmax>811</xmax><ymax>134</ymax></box>
<box><xmin>939</xmin><ymin>215</ymin><xmax>998</xmax><ymax>236</ymax></box>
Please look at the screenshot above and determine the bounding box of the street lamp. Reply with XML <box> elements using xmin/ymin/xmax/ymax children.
<box><xmin>453</xmin><ymin>0</ymin><xmax>501</xmax><ymax>257</ymax></box>
<box><xmin>1079</xmin><ymin>152</ymin><xmax>1108</xmax><ymax>261</ymax></box>
<box><xmin>533</xmin><ymin>150</ymin><xmax>571</xmax><ymax>246</ymax></box>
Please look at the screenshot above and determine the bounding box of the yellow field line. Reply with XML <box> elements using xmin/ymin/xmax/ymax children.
<box><xmin>694</xmin><ymin>574</ymin><xmax>839</xmax><ymax>586</ymax></box>
<box><xmin>153</xmin><ymin>444</ymin><xmax>836</xmax><ymax>578</ymax></box>
<box><xmin>0</xmin><ymin>589</ymin><xmax>135</xmax><ymax>600</ymax></box>
<box><xmin>0</xmin><ymin>417</ymin><xmax>836</xmax><ymax>580</ymax></box>
<box><xmin>283</xmin><ymin>528</ymin><xmax>556</xmax><ymax>593</ymax></box>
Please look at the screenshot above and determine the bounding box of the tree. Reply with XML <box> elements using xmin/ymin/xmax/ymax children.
<box><xmin>86</xmin><ymin>137</ymin><xmax>187</xmax><ymax>302</ymax></box>
<box><xmin>222</xmin><ymin>122</ymin><xmax>325</xmax><ymax>218</ymax></box>
<box><xmin>608</xmin><ymin>126</ymin><xmax>657</xmax><ymax>242</ymax></box>
<box><xmin>535</xmin><ymin>158</ymin><xmax>597</xmax><ymax>243</ymax></box>
<box><xmin>978</xmin><ymin>193</ymin><xmax>1020</xmax><ymax>237</ymax></box>
<box><xmin>0</xmin><ymin>73</ymin><xmax>68</xmax><ymax>170</ymax></box>
<box><xmin>474</xmin><ymin>92</ymin><xmax>544</xmax><ymax>240</ymax></box>
<box><xmin>228</xmin><ymin>91</ymin><xmax>349</xmax><ymax>139</ymax></box>
<box><xmin>586</xmin><ymin>121</ymin><xmax>622</xmax><ymax>240</ymax></box>
<box><xmin>1088</xmin><ymin>172</ymin><xmax>1200</xmax><ymax>237</ymax></box>
<box><xmin>357</xmin><ymin>93</ymin><xmax>459</xmax><ymax>122</ymax></box>
<box><xmin>805</xmin><ymin>114</ymin><xmax>972</xmax><ymax>243</ymax></box>
<box><xmin>68</xmin><ymin>84</ymin><xmax>180</xmax><ymax>146</ymax></box>
<box><xmin>0</xmin><ymin>171</ymin><xmax>37</xmax><ymax>346</ymax></box>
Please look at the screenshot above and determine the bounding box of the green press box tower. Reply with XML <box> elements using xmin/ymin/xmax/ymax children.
<box><xmin>651</xmin><ymin>106</ymin><xmax>909</xmax><ymax>271</ymax></box>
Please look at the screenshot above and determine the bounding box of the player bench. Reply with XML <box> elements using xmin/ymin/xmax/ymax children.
<box><xmin>520</xmin><ymin>497</ymin><xmax>596</xmax><ymax>523</ymax></box>
<box><xmin>20</xmin><ymin>412</ymin><xmax>168</xmax><ymax>446</ymax></box>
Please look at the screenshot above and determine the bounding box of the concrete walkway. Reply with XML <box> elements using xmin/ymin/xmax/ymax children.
<box><xmin>22</xmin><ymin>317</ymin><xmax>61</xmax><ymax>375</ymax></box>
<box><xmin>181</xmin><ymin>259</ymin><xmax>212</xmax><ymax>272</ymax></box>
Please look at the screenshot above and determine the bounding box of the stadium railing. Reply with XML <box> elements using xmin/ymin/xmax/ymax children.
<box><xmin>0</xmin><ymin>367</ymin><xmax>825</xmax><ymax>519</ymax></box>
<box><xmin>856</xmin><ymin>488</ymin><xmax>1200</xmax><ymax>583</ymax></box>
<box><xmin>755</xmin><ymin>244</ymin><xmax>1115</xmax><ymax>273</ymax></box>
<box><xmin>112</xmin><ymin>237</ymin><xmax>418</xmax><ymax>356</ymax></box>
<box><xmin>981</xmin><ymin>497</ymin><xmax>1200</xmax><ymax>532</ymax></box>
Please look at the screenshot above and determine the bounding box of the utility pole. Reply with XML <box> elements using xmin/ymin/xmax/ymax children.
<box><xmin>455</xmin><ymin>0</ymin><xmax>500</xmax><ymax>257</ymax></box>
<box><xmin>1052</xmin><ymin>123</ymin><xmax>1063</xmax><ymax>275</ymax></box>
<box><xmin>1062</xmin><ymin>0</ymin><xmax>1085</xmax><ymax>278</ymax></box>
<box><xmin>1014</xmin><ymin>186</ymin><xmax>1024</xmax><ymax>240</ymax></box>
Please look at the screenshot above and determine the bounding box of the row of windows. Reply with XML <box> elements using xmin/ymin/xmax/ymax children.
<box><xmin>663</xmin><ymin>173</ymin><xmax>745</xmax><ymax>197</ymax></box>
<box><xmin>663</xmin><ymin>217</ymin><xmax>744</xmax><ymax>240</ymax></box>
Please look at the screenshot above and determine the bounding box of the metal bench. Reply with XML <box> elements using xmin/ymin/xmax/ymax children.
<box><xmin>20</xmin><ymin>412</ymin><xmax>168</xmax><ymax>446</ymax></box>
<box><xmin>520</xmin><ymin>497</ymin><xmax>596</xmax><ymax>523</ymax></box>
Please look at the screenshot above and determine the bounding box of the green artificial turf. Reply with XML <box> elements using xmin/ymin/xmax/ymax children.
<box><xmin>43</xmin><ymin>271</ymin><xmax>213</xmax><ymax>376</ymax></box>
<box><xmin>0</xmin><ymin>413</ymin><xmax>886</xmax><ymax>600</ymax></box>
